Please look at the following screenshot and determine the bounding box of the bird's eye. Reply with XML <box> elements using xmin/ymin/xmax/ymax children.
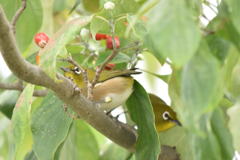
<box><xmin>73</xmin><ymin>67</ymin><xmax>81</xmax><ymax>75</ymax></box>
<box><xmin>162</xmin><ymin>111</ymin><xmax>170</xmax><ymax>120</ymax></box>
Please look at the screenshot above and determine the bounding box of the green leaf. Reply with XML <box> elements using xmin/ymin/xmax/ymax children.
<box><xmin>147</xmin><ymin>0</ymin><xmax>201</xmax><ymax>67</ymax></box>
<box><xmin>96</xmin><ymin>52</ymin><xmax>131</xmax><ymax>65</ymax></box>
<box><xmin>190</xmin><ymin>109</ymin><xmax>234</xmax><ymax>160</ymax></box>
<box><xmin>227</xmin><ymin>102</ymin><xmax>240</xmax><ymax>152</ymax></box>
<box><xmin>53</xmin><ymin>0</ymin><xmax>67</xmax><ymax>12</ymax></box>
<box><xmin>168</xmin><ymin>69</ymin><xmax>183</xmax><ymax>111</ymax></box>
<box><xmin>158</xmin><ymin>127</ymin><xmax>194</xmax><ymax>160</ymax></box>
<box><xmin>222</xmin><ymin>46</ymin><xmax>239</xmax><ymax>97</ymax></box>
<box><xmin>126</xmin><ymin>81</ymin><xmax>160</xmax><ymax>160</ymax></box>
<box><xmin>207</xmin><ymin>2</ymin><xmax>240</xmax><ymax>51</ymax></box>
<box><xmin>226</xmin><ymin>0</ymin><xmax>240</xmax><ymax>34</ymax></box>
<box><xmin>206</xmin><ymin>35</ymin><xmax>230</xmax><ymax>63</ymax></box>
<box><xmin>100</xmin><ymin>0</ymin><xmax>142</xmax><ymax>18</ymax></box>
<box><xmin>60</xmin><ymin>120</ymin><xmax>99</xmax><ymax>160</ymax></box>
<box><xmin>191</xmin><ymin>129</ymin><xmax>222</xmax><ymax>160</ymax></box>
<box><xmin>0</xmin><ymin>0</ymin><xmax>43</xmax><ymax>52</ymax></box>
<box><xmin>12</xmin><ymin>84</ymin><xmax>35</xmax><ymax>160</ymax></box>
<box><xmin>24</xmin><ymin>151</ymin><xmax>38</xmax><ymax>160</ymax></box>
<box><xmin>99</xmin><ymin>143</ymin><xmax>130</xmax><ymax>160</ymax></box>
<box><xmin>90</xmin><ymin>15</ymin><xmax>109</xmax><ymax>37</ymax></box>
<box><xmin>126</xmin><ymin>15</ymin><xmax>148</xmax><ymax>41</ymax></box>
<box><xmin>31</xmin><ymin>92</ymin><xmax>73</xmax><ymax>160</ymax></box>
<box><xmin>210</xmin><ymin>108</ymin><xmax>234</xmax><ymax>159</ymax></box>
<box><xmin>141</xmin><ymin>69</ymin><xmax>170</xmax><ymax>83</ymax></box>
<box><xmin>82</xmin><ymin>0</ymin><xmax>100</xmax><ymax>13</ymax></box>
<box><xmin>0</xmin><ymin>114</ymin><xmax>12</xmax><ymax>160</ymax></box>
<box><xmin>91</xmin><ymin>0</ymin><xmax>142</xmax><ymax>36</ymax></box>
<box><xmin>181</xmin><ymin>43</ymin><xmax>221</xmax><ymax>129</ymax></box>
<box><xmin>66</xmin><ymin>44</ymin><xmax>84</xmax><ymax>55</ymax></box>
<box><xmin>39</xmin><ymin>17</ymin><xmax>92</xmax><ymax>79</ymax></box>
<box><xmin>228</xmin><ymin>60</ymin><xmax>240</xmax><ymax>99</ymax></box>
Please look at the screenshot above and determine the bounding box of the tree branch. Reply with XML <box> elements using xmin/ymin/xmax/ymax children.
<box><xmin>11</xmin><ymin>0</ymin><xmax>27</xmax><ymax>34</ymax></box>
<box><xmin>158</xmin><ymin>145</ymin><xmax>180</xmax><ymax>160</ymax></box>
<box><xmin>0</xmin><ymin>82</ymin><xmax>48</xmax><ymax>97</ymax></box>
<box><xmin>0</xmin><ymin>7</ymin><xmax>137</xmax><ymax>151</ymax></box>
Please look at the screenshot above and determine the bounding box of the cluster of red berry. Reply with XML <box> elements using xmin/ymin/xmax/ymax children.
<box><xmin>95</xmin><ymin>33</ymin><xmax>120</xmax><ymax>49</ymax></box>
<box><xmin>34</xmin><ymin>32</ymin><xmax>118</xmax><ymax>70</ymax></box>
<box><xmin>95</xmin><ymin>33</ymin><xmax>120</xmax><ymax>70</ymax></box>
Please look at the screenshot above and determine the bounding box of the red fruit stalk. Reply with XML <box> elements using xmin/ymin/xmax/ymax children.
<box><xmin>36</xmin><ymin>54</ymin><xmax>40</xmax><ymax>65</ymax></box>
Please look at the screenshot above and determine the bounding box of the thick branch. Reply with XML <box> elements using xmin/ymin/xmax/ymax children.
<box><xmin>0</xmin><ymin>82</ymin><xmax>48</xmax><ymax>97</ymax></box>
<box><xmin>0</xmin><ymin>7</ymin><xmax>137</xmax><ymax>151</ymax></box>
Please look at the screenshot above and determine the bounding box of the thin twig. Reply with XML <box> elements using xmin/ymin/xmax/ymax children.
<box><xmin>201</xmin><ymin>28</ymin><xmax>215</xmax><ymax>36</ymax></box>
<box><xmin>208</xmin><ymin>4</ymin><xmax>218</xmax><ymax>15</ymax></box>
<box><xmin>95</xmin><ymin>15</ymin><xmax>109</xmax><ymax>23</ymax></box>
<box><xmin>11</xmin><ymin>0</ymin><xmax>27</xmax><ymax>34</ymax></box>
<box><xmin>87</xmin><ymin>19</ymin><xmax>119</xmax><ymax>99</ymax></box>
<box><xmin>130</xmin><ymin>49</ymin><xmax>141</xmax><ymax>69</ymax></box>
<box><xmin>118</xmin><ymin>41</ymin><xmax>140</xmax><ymax>52</ymax></box>
<box><xmin>0</xmin><ymin>82</ymin><xmax>48</xmax><ymax>97</ymax></box>
<box><xmin>91</xmin><ymin>19</ymin><xmax>118</xmax><ymax>85</ymax></box>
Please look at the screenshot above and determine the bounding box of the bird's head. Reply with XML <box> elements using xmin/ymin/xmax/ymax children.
<box><xmin>149</xmin><ymin>94</ymin><xmax>181</xmax><ymax>132</ymax></box>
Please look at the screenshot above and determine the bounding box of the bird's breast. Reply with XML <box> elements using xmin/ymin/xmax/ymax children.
<box><xmin>93</xmin><ymin>77</ymin><xmax>134</xmax><ymax>111</ymax></box>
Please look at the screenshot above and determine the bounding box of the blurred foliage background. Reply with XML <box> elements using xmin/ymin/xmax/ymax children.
<box><xmin>0</xmin><ymin>0</ymin><xmax>240</xmax><ymax>160</ymax></box>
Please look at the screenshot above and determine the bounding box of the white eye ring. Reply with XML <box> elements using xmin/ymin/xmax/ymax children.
<box><xmin>162</xmin><ymin>111</ymin><xmax>170</xmax><ymax>120</ymax></box>
<box><xmin>73</xmin><ymin>67</ymin><xmax>81</xmax><ymax>75</ymax></box>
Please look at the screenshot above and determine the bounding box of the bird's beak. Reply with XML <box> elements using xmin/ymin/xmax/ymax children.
<box><xmin>60</xmin><ymin>67</ymin><xmax>70</xmax><ymax>72</ymax></box>
<box><xmin>169</xmin><ymin>118</ymin><xmax>182</xmax><ymax>126</ymax></box>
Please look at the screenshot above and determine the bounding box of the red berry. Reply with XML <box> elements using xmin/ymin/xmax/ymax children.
<box><xmin>95</xmin><ymin>33</ymin><xmax>108</xmax><ymax>40</ymax></box>
<box><xmin>104</xmin><ymin>63</ymin><xmax>116</xmax><ymax>70</ymax></box>
<box><xmin>106</xmin><ymin>36</ymin><xmax>120</xmax><ymax>49</ymax></box>
<box><xmin>34</xmin><ymin>32</ymin><xmax>49</xmax><ymax>48</ymax></box>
